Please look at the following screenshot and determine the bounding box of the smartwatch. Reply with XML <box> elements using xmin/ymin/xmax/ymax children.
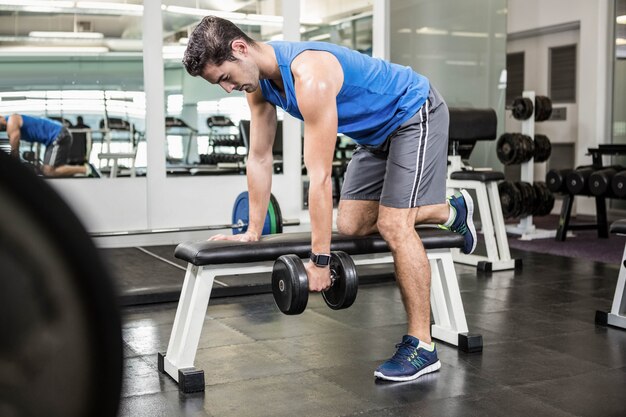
<box><xmin>309</xmin><ymin>252</ymin><xmax>331</xmax><ymax>268</ymax></box>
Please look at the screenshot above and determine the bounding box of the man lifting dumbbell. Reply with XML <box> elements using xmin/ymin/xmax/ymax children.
<box><xmin>183</xmin><ymin>16</ymin><xmax>476</xmax><ymax>382</ymax></box>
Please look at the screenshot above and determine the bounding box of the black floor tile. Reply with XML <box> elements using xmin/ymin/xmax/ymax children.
<box><xmin>342</xmin><ymin>386</ymin><xmax>577</xmax><ymax>417</ymax></box>
<box><xmin>200</xmin><ymin>371</ymin><xmax>378</xmax><ymax>417</ymax></box>
<box><xmin>517</xmin><ymin>367</ymin><xmax>626</xmax><ymax>417</ymax></box>
<box><xmin>116</xmin><ymin>250</ymin><xmax>626</xmax><ymax>417</ymax></box>
<box><xmin>527</xmin><ymin>326</ymin><xmax>626</xmax><ymax>369</ymax></box>
<box><xmin>217</xmin><ymin>309</ymin><xmax>353</xmax><ymax>341</ymax></box>
<box><xmin>456</xmin><ymin>341</ymin><xmax>600</xmax><ymax>386</ymax></box>
<box><xmin>123</xmin><ymin>318</ymin><xmax>253</xmax><ymax>356</ymax></box>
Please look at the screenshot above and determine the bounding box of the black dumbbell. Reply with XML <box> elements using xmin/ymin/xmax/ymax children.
<box><xmin>566</xmin><ymin>167</ymin><xmax>596</xmax><ymax>195</ymax></box>
<box><xmin>272</xmin><ymin>251</ymin><xmax>358</xmax><ymax>315</ymax></box>
<box><xmin>546</xmin><ymin>168</ymin><xmax>573</xmax><ymax>193</ymax></box>
<box><xmin>589</xmin><ymin>166</ymin><xmax>624</xmax><ymax>196</ymax></box>
<box><xmin>612</xmin><ymin>170</ymin><xmax>626</xmax><ymax>198</ymax></box>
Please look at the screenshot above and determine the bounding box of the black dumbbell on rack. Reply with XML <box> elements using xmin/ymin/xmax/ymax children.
<box><xmin>589</xmin><ymin>166</ymin><xmax>625</xmax><ymax>197</ymax></box>
<box><xmin>272</xmin><ymin>251</ymin><xmax>358</xmax><ymax>315</ymax></box>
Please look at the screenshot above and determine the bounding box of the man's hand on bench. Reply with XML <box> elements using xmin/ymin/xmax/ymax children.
<box><xmin>208</xmin><ymin>230</ymin><xmax>259</xmax><ymax>242</ymax></box>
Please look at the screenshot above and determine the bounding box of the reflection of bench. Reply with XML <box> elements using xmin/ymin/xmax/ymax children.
<box><xmin>158</xmin><ymin>228</ymin><xmax>482</xmax><ymax>393</ymax></box>
<box><xmin>98</xmin><ymin>118</ymin><xmax>138</xmax><ymax>177</ymax></box>
<box><xmin>595</xmin><ymin>220</ymin><xmax>626</xmax><ymax>330</ymax></box>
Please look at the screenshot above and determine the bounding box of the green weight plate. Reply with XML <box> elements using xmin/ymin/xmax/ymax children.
<box><xmin>269</xmin><ymin>193</ymin><xmax>283</xmax><ymax>234</ymax></box>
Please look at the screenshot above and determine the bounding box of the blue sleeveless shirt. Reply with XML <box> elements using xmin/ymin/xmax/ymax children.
<box><xmin>260</xmin><ymin>41</ymin><xmax>430</xmax><ymax>146</ymax></box>
<box><xmin>8</xmin><ymin>115</ymin><xmax>62</xmax><ymax>146</ymax></box>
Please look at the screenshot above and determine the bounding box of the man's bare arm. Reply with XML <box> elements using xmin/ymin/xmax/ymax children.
<box><xmin>293</xmin><ymin>51</ymin><xmax>344</xmax><ymax>290</ymax></box>
<box><xmin>6</xmin><ymin>114</ymin><xmax>22</xmax><ymax>158</ymax></box>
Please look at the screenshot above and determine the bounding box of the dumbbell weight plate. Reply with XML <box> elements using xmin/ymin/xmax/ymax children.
<box><xmin>533</xmin><ymin>134</ymin><xmax>552</xmax><ymax>163</ymax></box>
<box><xmin>496</xmin><ymin>133</ymin><xmax>519</xmax><ymax>165</ymax></box>
<box><xmin>511</xmin><ymin>97</ymin><xmax>534</xmax><ymax>120</ymax></box>
<box><xmin>322</xmin><ymin>251</ymin><xmax>359</xmax><ymax>310</ymax></box>
<box><xmin>272</xmin><ymin>254</ymin><xmax>309</xmax><ymax>315</ymax></box>
<box><xmin>498</xmin><ymin>181</ymin><xmax>522</xmax><ymax>218</ymax></box>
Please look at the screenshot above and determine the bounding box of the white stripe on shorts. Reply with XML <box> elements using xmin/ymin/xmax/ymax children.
<box><xmin>410</xmin><ymin>101</ymin><xmax>430</xmax><ymax>207</ymax></box>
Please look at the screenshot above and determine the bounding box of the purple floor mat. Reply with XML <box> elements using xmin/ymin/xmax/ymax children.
<box><xmin>503</xmin><ymin>215</ymin><xmax>625</xmax><ymax>265</ymax></box>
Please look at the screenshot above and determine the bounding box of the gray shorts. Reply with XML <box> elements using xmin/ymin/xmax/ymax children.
<box><xmin>43</xmin><ymin>127</ymin><xmax>72</xmax><ymax>167</ymax></box>
<box><xmin>341</xmin><ymin>87</ymin><xmax>449</xmax><ymax>208</ymax></box>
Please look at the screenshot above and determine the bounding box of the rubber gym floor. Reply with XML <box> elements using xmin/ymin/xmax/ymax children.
<box><xmin>112</xmin><ymin>246</ymin><xmax>626</xmax><ymax>417</ymax></box>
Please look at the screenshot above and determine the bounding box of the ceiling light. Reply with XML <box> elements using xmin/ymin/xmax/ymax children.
<box><xmin>416</xmin><ymin>27</ymin><xmax>448</xmax><ymax>36</ymax></box>
<box><xmin>616</xmin><ymin>15</ymin><xmax>626</xmax><ymax>24</ymax></box>
<box><xmin>165</xmin><ymin>5</ymin><xmax>245</xmax><ymax>20</ymax></box>
<box><xmin>451</xmin><ymin>31</ymin><xmax>488</xmax><ymax>38</ymax></box>
<box><xmin>76</xmin><ymin>1</ymin><xmax>143</xmax><ymax>13</ymax></box>
<box><xmin>0</xmin><ymin>46</ymin><xmax>108</xmax><ymax>55</ymax></box>
<box><xmin>616</xmin><ymin>38</ymin><xmax>626</xmax><ymax>46</ymax></box>
<box><xmin>397</xmin><ymin>28</ymin><xmax>412</xmax><ymax>34</ymax></box>
<box><xmin>29</xmin><ymin>31</ymin><xmax>104</xmax><ymax>39</ymax></box>
<box><xmin>0</xmin><ymin>1</ymin><xmax>74</xmax><ymax>7</ymax></box>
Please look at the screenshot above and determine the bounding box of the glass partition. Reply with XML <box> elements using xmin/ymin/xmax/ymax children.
<box><xmin>614</xmin><ymin>0</ymin><xmax>626</xmax><ymax>146</ymax></box>
<box><xmin>390</xmin><ymin>0</ymin><xmax>507</xmax><ymax>169</ymax></box>
<box><xmin>0</xmin><ymin>0</ymin><xmax>145</xmax><ymax>179</ymax></box>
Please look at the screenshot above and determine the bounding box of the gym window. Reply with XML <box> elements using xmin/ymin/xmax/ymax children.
<box><xmin>506</xmin><ymin>52</ymin><xmax>524</xmax><ymax>106</ymax></box>
<box><xmin>549</xmin><ymin>44</ymin><xmax>577</xmax><ymax>103</ymax></box>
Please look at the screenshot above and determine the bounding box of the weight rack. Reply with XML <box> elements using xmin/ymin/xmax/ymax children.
<box><xmin>555</xmin><ymin>144</ymin><xmax>626</xmax><ymax>241</ymax></box>
<box><xmin>506</xmin><ymin>91</ymin><xmax>555</xmax><ymax>240</ymax></box>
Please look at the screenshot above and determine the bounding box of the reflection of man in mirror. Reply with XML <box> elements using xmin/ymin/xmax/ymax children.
<box><xmin>182</xmin><ymin>16</ymin><xmax>477</xmax><ymax>382</ymax></box>
<box><xmin>0</xmin><ymin>114</ymin><xmax>96</xmax><ymax>177</ymax></box>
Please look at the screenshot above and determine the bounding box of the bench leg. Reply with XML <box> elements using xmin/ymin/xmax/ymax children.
<box><xmin>429</xmin><ymin>249</ymin><xmax>483</xmax><ymax>352</ymax></box>
<box><xmin>596</xmin><ymin>244</ymin><xmax>626</xmax><ymax>330</ymax></box>
<box><xmin>159</xmin><ymin>264</ymin><xmax>215</xmax><ymax>392</ymax></box>
<box><xmin>448</xmin><ymin>180</ymin><xmax>519</xmax><ymax>271</ymax></box>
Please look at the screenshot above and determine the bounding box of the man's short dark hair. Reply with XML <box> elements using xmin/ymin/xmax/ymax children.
<box><xmin>183</xmin><ymin>16</ymin><xmax>257</xmax><ymax>77</ymax></box>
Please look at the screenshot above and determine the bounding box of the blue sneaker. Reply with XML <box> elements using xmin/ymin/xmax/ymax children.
<box><xmin>445</xmin><ymin>189</ymin><xmax>477</xmax><ymax>255</ymax></box>
<box><xmin>374</xmin><ymin>335</ymin><xmax>441</xmax><ymax>381</ymax></box>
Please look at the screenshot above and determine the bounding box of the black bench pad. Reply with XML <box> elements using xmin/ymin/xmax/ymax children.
<box><xmin>450</xmin><ymin>170</ymin><xmax>505</xmax><ymax>182</ymax></box>
<box><xmin>175</xmin><ymin>228</ymin><xmax>464</xmax><ymax>266</ymax></box>
<box><xmin>610</xmin><ymin>220</ymin><xmax>626</xmax><ymax>235</ymax></box>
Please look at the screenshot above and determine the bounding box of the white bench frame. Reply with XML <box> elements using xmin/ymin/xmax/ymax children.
<box><xmin>160</xmin><ymin>248</ymin><xmax>478</xmax><ymax>390</ymax></box>
<box><xmin>601</xmin><ymin>237</ymin><xmax>626</xmax><ymax>329</ymax></box>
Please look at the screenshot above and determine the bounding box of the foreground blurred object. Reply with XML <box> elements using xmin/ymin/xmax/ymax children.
<box><xmin>0</xmin><ymin>151</ymin><xmax>122</xmax><ymax>417</ymax></box>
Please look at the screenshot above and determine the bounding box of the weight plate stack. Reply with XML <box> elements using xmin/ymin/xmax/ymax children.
<box><xmin>515</xmin><ymin>181</ymin><xmax>536</xmax><ymax>217</ymax></box>
<box><xmin>232</xmin><ymin>191</ymin><xmax>283</xmax><ymax>235</ymax></box>
<box><xmin>517</xmin><ymin>134</ymin><xmax>535</xmax><ymax>164</ymax></box>
<box><xmin>533</xmin><ymin>134</ymin><xmax>552</xmax><ymax>163</ymax></box>
<box><xmin>534</xmin><ymin>96</ymin><xmax>553</xmax><ymax>122</ymax></box>
<box><xmin>499</xmin><ymin>181</ymin><xmax>522</xmax><ymax>218</ymax></box>
<box><xmin>532</xmin><ymin>182</ymin><xmax>555</xmax><ymax>216</ymax></box>
<box><xmin>511</xmin><ymin>97</ymin><xmax>534</xmax><ymax>120</ymax></box>
<box><xmin>496</xmin><ymin>133</ymin><xmax>519</xmax><ymax>165</ymax></box>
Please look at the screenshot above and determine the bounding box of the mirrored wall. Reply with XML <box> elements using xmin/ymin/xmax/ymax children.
<box><xmin>161</xmin><ymin>0</ymin><xmax>285</xmax><ymax>177</ymax></box>
<box><xmin>0</xmin><ymin>1</ymin><xmax>145</xmax><ymax>179</ymax></box>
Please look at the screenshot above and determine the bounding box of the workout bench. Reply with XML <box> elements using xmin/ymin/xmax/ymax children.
<box><xmin>595</xmin><ymin>220</ymin><xmax>626</xmax><ymax>330</ymax></box>
<box><xmin>158</xmin><ymin>228</ymin><xmax>483</xmax><ymax>393</ymax></box>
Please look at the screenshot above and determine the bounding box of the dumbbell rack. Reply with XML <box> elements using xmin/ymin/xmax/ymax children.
<box><xmin>555</xmin><ymin>144</ymin><xmax>626</xmax><ymax>241</ymax></box>
<box><xmin>506</xmin><ymin>91</ymin><xmax>555</xmax><ymax>240</ymax></box>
